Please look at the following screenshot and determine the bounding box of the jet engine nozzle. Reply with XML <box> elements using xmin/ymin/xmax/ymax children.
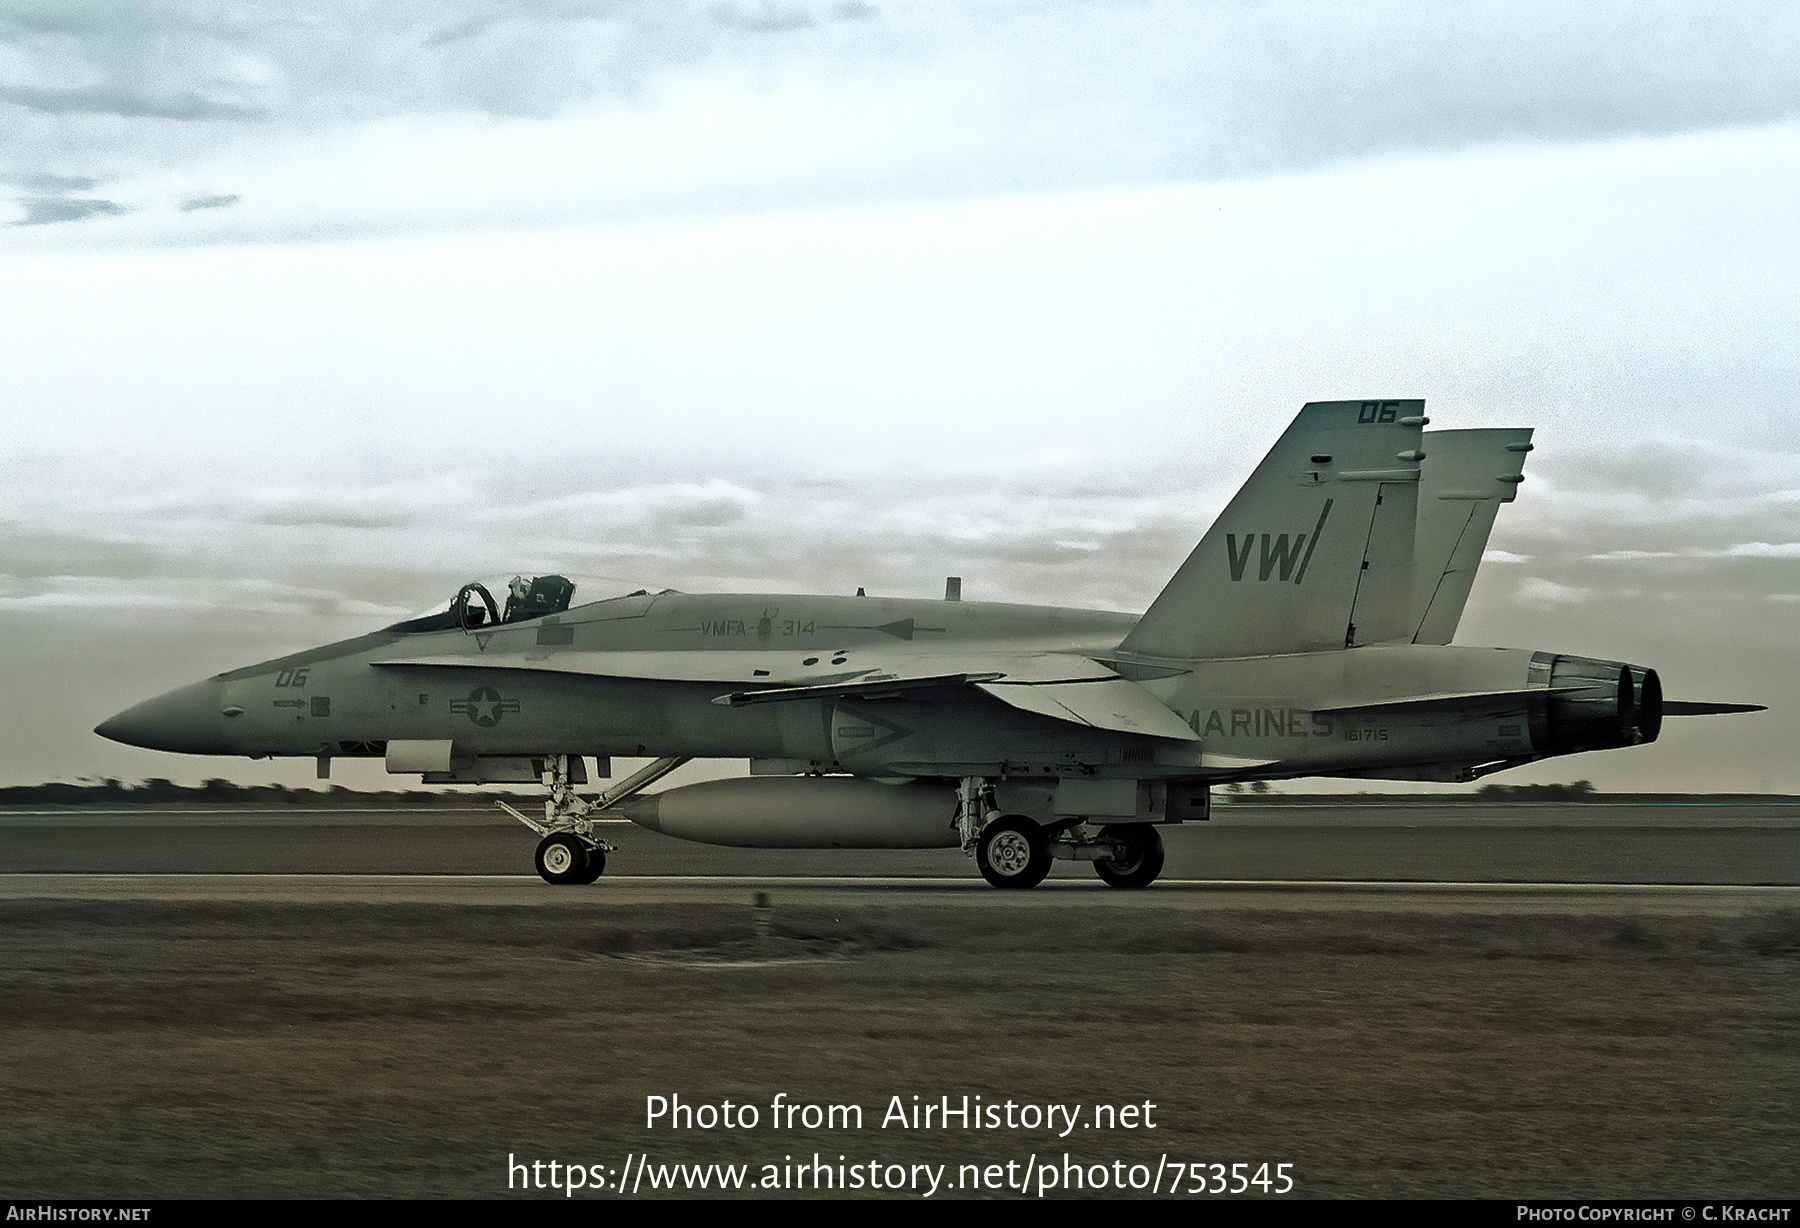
<box><xmin>1528</xmin><ymin>653</ymin><xmax>1662</xmax><ymax>755</ymax></box>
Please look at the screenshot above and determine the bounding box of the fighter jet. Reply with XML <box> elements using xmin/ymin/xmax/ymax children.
<box><xmin>96</xmin><ymin>400</ymin><xmax>1761</xmax><ymax>888</ymax></box>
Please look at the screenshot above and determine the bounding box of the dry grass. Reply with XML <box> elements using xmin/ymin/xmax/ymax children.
<box><xmin>1</xmin><ymin>900</ymin><xmax>1795</xmax><ymax>1199</ymax></box>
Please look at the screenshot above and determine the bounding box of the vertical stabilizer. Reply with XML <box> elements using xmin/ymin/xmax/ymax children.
<box><xmin>1119</xmin><ymin>400</ymin><xmax>1426</xmax><ymax>660</ymax></box>
<box><xmin>1409</xmin><ymin>428</ymin><xmax>1533</xmax><ymax>644</ymax></box>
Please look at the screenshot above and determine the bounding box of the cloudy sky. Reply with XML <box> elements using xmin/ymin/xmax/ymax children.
<box><xmin>2</xmin><ymin>1</ymin><xmax>1797</xmax><ymax>791</ymax></box>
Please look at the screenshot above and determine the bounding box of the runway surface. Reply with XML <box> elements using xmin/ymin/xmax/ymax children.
<box><xmin>4</xmin><ymin>799</ymin><xmax>1795</xmax><ymax>1200</ymax></box>
<box><xmin>3</xmin><ymin>800</ymin><xmax>1796</xmax><ymax>884</ymax></box>
<box><xmin>2</xmin><ymin>874</ymin><xmax>1793</xmax><ymax>916</ymax></box>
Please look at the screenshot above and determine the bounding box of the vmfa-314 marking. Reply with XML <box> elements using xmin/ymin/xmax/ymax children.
<box><xmin>97</xmin><ymin>401</ymin><xmax>1760</xmax><ymax>888</ymax></box>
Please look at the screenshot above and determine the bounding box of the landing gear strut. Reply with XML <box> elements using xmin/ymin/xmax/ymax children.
<box><xmin>500</xmin><ymin>754</ymin><xmax>690</xmax><ymax>885</ymax></box>
<box><xmin>959</xmin><ymin>776</ymin><xmax>1054</xmax><ymax>889</ymax></box>
<box><xmin>957</xmin><ymin>776</ymin><xmax>1171</xmax><ymax>890</ymax></box>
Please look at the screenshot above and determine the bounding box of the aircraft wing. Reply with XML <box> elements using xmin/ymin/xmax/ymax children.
<box><xmin>376</xmin><ymin>648</ymin><xmax>1115</xmax><ymax>688</ymax></box>
<box><xmin>715</xmin><ymin>657</ymin><xmax>1199</xmax><ymax>740</ymax></box>
<box><xmin>713</xmin><ymin>672</ymin><xmax>1004</xmax><ymax>706</ymax></box>
<box><xmin>377</xmin><ymin>648</ymin><xmax>1201</xmax><ymax>740</ymax></box>
<box><xmin>379</xmin><ymin>648</ymin><xmax>884</xmax><ymax>686</ymax></box>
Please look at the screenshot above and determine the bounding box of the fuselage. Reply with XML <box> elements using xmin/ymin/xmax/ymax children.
<box><xmin>99</xmin><ymin>590</ymin><xmax>1135</xmax><ymax>762</ymax></box>
<box><xmin>95</xmin><ymin>588</ymin><xmax>1643</xmax><ymax>784</ymax></box>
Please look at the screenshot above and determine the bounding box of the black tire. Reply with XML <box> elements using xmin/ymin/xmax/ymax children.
<box><xmin>535</xmin><ymin>833</ymin><xmax>589</xmax><ymax>885</ymax></box>
<box><xmin>575</xmin><ymin>846</ymin><xmax>606</xmax><ymax>884</ymax></box>
<box><xmin>976</xmin><ymin>817</ymin><xmax>1052</xmax><ymax>889</ymax></box>
<box><xmin>1093</xmin><ymin>823</ymin><xmax>1165</xmax><ymax>889</ymax></box>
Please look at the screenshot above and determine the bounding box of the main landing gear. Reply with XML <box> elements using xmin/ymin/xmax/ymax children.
<box><xmin>1091</xmin><ymin>822</ymin><xmax>1165</xmax><ymax>889</ymax></box>
<box><xmin>975</xmin><ymin>816</ymin><xmax>1054</xmax><ymax>889</ymax></box>
<box><xmin>500</xmin><ymin>754</ymin><xmax>690</xmax><ymax>885</ymax></box>
<box><xmin>958</xmin><ymin>777</ymin><xmax>1167</xmax><ymax>890</ymax></box>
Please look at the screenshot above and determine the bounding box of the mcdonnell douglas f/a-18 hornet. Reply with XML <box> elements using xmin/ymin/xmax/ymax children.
<box><xmin>97</xmin><ymin>401</ymin><xmax>1762</xmax><ymax>888</ymax></box>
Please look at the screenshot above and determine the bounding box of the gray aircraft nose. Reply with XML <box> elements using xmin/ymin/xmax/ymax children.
<box><xmin>95</xmin><ymin>678</ymin><xmax>230</xmax><ymax>754</ymax></box>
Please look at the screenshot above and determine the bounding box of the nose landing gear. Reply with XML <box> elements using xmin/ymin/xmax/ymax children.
<box><xmin>535</xmin><ymin>831</ymin><xmax>605</xmax><ymax>885</ymax></box>
<box><xmin>499</xmin><ymin>754</ymin><xmax>690</xmax><ymax>885</ymax></box>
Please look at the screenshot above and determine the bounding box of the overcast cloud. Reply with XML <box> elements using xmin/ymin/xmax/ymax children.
<box><xmin>6</xmin><ymin>2</ymin><xmax>1800</xmax><ymax>236</ymax></box>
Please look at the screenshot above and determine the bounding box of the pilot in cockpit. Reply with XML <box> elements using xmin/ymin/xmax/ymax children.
<box><xmin>388</xmin><ymin>573</ymin><xmax>583</xmax><ymax>634</ymax></box>
<box><xmin>505</xmin><ymin>575</ymin><xmax>531</xmax><ymax>621</ymax></box>
<box><xmin>501</xmin><ymin>574</ymin><xmax>577</xmax><ymax>624</ymax></box>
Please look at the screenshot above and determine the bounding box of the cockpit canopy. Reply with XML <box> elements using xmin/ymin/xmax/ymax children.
<box><xmin>388</xmin><ymin>574</ymin><xmax>677</xmax><ymax>634</ymax></box>
<box><xmin>469</xmin><ymin>574</ymin><xmax>574</xmax><ymax>627</ymax></box>
<box><xmin>389</xmin><ymin>574</ymin><xmax>642</xmax><ymax>634</ymax></box>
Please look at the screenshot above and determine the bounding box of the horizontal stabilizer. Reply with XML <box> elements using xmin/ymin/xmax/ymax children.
<box><xmin>1662</xmin><ymin>701</ymin><xmax>1766</xmax><ymax>715</ymax></box>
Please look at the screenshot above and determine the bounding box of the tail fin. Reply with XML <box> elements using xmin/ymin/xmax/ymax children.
<box><xmin>1408</xmin><ymin>428</ymin><xmax>1533</xmax><ymax>644</ymax></box>
<box><xmin>1119</xmin><ymin>400</ymin><xmax>1426</xmax><ymax>661</ymax></box>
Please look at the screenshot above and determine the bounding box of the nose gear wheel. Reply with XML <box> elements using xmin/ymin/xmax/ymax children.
<box><xmin>535</xmin><ymin>832</ymin><xmax>590</xmax><ymax>885</ymax></box>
